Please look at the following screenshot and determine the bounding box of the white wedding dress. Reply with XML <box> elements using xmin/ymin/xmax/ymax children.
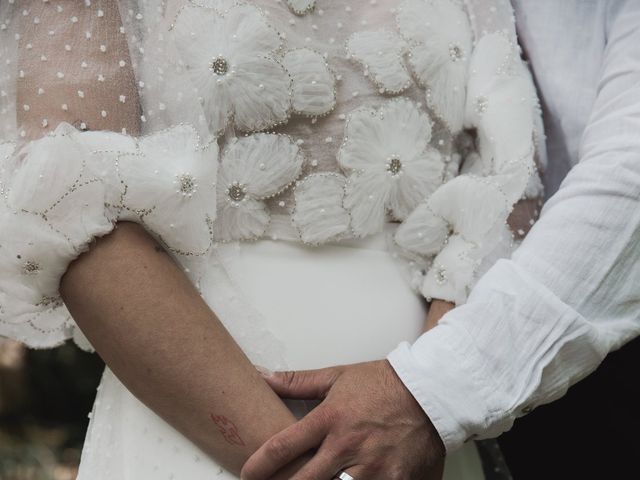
<box><xmin>79</xmin><ymin>230</ymin><xmax>487</xmax><ymax>478</ymax></box>
<box><xmin>0</xmin><ymin>0</ymin><xmax>543</xmax><ymax>478</ymax></box>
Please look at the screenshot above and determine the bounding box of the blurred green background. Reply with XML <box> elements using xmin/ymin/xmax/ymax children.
<box><xmin>0</xmin><ymin>339</ymin><xmax>104</xmax><ymax>480</ymax></box>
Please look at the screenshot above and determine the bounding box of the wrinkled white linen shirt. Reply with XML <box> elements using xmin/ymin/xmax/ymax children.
<box><xmin>388</xmin><ymin>0</ymin><xmax>640</xmax><ymax>451</ymax></box>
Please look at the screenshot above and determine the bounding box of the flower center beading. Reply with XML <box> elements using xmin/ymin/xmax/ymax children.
<box><xmin>386</xmin><ymin>156</ymin><xmax>403</xmax><ymax>176</ymax></box>
<box><xmin>37</xmin><ymin>295</ymin><xmax>64</xmax><ymax>308</ymax></box>
<box><xmin>176</xmin><ymin>173</ymin><xmax>198</xmax><ymax>197</ymax></box>
<box><xmin>227</xmin><ymin>181</ymin><xmax>247</xmax><ymax>204</ymax></box>
<box><xmin>448</xmin><ymin>43</ymin><xmax>464</xmax><ymax>62</ymax></box>
<box><xmin>211</xmin><ymin>56</ymin><xmax>229</xmax><ymax>76</ymax></box>
<box><xmin>475</xmin><ymin>96</ymin><xmax>488</xmax><ymax>114</ymax></box>
<box><xmin>22</xmin><ymin>260</ymin><xmax>41</xmax><ymax>275</ymax></box>
<box><xmin>435</xmin><ymin>266</ymin><xmax>448</xmax><ymax>285</ymax></box>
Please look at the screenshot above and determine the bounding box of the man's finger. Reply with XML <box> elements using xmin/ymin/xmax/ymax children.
<box><xmin>288</xmin><ymin>441</ymin><xmax>348</xmax><ymax>480</ymax></box>
<box><xmin>288</xmin><ymin>430</ymin><xmax>365</xmax><ymax>480</ymax></box>
<box><xmin>339</xmin><ymin>466</ymin><xmax>366</xmax><ymax>480</ymax></box>
<box><xmin>241</xmin><ymin>408</ymin><xmax>331</xmax><ymax>480</ymax></box>
<box><xmin>260</xmin><ymin>366</ymin><xmax>341</xmax><ymax>399</ymax></box>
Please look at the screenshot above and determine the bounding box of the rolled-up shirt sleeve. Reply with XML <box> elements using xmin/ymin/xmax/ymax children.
<box><xmin>388</xmin><ymin>3</ymin><xmax>640</xmax><ymax>452</ymax></box>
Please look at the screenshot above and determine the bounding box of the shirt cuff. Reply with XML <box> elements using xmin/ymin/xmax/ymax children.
<box><xmin>387</xmin><ymin>328</ymin><xmax>492</xmax><ymax>452</ymax></box>
<box><xmin>388</xmin><ymin>258</ymin><xmax>603</xmax><ymax>452</ymax></box>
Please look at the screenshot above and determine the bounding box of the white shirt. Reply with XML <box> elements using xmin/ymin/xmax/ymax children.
<box><xmin>388</xmin><ymin>0</ymin><xmax>640</xmax><ymax>451</ymax></box>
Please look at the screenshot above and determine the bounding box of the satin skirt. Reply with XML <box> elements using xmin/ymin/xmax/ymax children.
<box><xmin>77</xmin><ymin>231</ymin><xmax>484</xmax><ymax>479</ymax></box>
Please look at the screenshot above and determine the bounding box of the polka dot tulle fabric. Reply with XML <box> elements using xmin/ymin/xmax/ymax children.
<box><xmin>0</xmin><ymin>0</ymin><xmax>543</xmax><ymax>361</ymax></box>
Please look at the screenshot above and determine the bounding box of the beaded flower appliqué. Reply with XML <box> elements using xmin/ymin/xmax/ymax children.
<box><xmin>172</xmin><ymin>3</ymin><xmax>336</xmax><ymax>136</ymax></box>
<box><xmin>215</xmin><ymin>133</ymin><xmax>304</xmax><ymax>242</ymax></box>
<box><xmin>346</xmin><ymin>0</ymin><xmax>472</xmax><ymax>133</ymax></box>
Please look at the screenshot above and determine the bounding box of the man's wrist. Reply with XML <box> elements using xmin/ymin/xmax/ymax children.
<box><xmin>387</xmin><ymin>334</ymin><xmax>483</xmax><ymax>452</ymax></box>
<box><xmin>382</xmin><ymin>359</ymin><xmax>446</xmax><ymax>460</ymax></box>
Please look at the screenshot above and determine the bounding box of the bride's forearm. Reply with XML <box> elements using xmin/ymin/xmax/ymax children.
<box><xmin>17</xmin><ymin>3</ymin><xmax>306</xmax><ymax>475</ymax></box>
<box><xmin>423</xmin><ymin>299</ymin><xmax>455</xmax><ymax>332</ymax></box>
<box><xmin>18</xmin><ymin>4</ymin><xmax>303</xmax><ymax>474</ymax></box>
<box><xmin>60</xmin><ymin>223</ymin><xmax>305</xmax><ymax>476</ymax></box>
<box><xmin>17</xmin><ymin>0</ymin><xmax>304</xmax><ymax>478</ymax></box>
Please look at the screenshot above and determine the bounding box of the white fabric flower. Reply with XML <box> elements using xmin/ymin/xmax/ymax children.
<box><xmin>345</xmin><ymin>0</ymin><xmax>472</xmax><ymax>131</ymax></box>
<box><xmin>346</xmin><ymin>30</ymin><xmax>411</xmax><ymax>94</ymax></box>
<box><xmin>172</xmin><ymin>4</ymin><xmax>291</xmax><ymax>135</ymax></box>
<box><xmin>338</xmin><ymin>98</ymin><xmax>444</xmax><ymax>237</ymax></box>
<box><xmin>396</xmin><ymin>0</ymin><xmax>472</xmax><ymax>132</ymax></box>
<box><xmin>396</xmin><ymin>175</ymin><xmax>513</xmax><ymax>303</ymax></box>
<box><xmin>7</xmin><ymin>124</ymin><xmax>113</xmax><ymax>250</ymax></box>
<box><xmin>216</xmin><ymin>133</ymin><xmax>304</xmax><ymax>242</ymax></box>
<box><xmin>0</xmin><ymin>212</ymin><xmax>75</xmax><ymax>305</ymax></box>
<box><xmin>283</xmin><ymin>48</ymin><xmax>337</xmax><ymax>117</ymax></box>
<box><xmin>0</xmin><ymin>208</ymin><xmax>82</xmax><ymax>349</ymax></box>
<box><xmin>396</xmin><ymin>172</ymin><xmax>530</xmax><ymax>304</ymax></box>
<box><xmin>287</xmin><ymin>0</ymin><xmax>316</xmax><ymax>16</ymax></box>
<box><xmin>464</xmin><ymin>32</ymin><xmax>536</xmax><ymax>203</ymax></box>
<box><xmin>0</xmin><ymin>126</ymin><xmax>114</xmax><ymax>350</ymax></box>
<box><xmin>394</xmin><ymin>32</ymin><xmax>538</xmax><ymax>305</ymax></box>
<box><xmin>397</xmin><ymin>175</ymin><xmax>511</xmax><ymax>252</ymax></box>
<box><xmin>116</xmin><ymin>124</ymin><xmax>219</xmax><ymax>255</ymax></box>
<box><xmin>0</xmin><ymin>124</ymin><xmax>220</xmax><ymax>349</ymax></box>
<box><xmin>77</xmin><ymin>129</ymin><xmax>138</xmax><ymax>212</ymax></box>
<box><xmin>292</xmin><ymin>172</ymin><xmax>351</xmax><ymax>244</ymax></box>
<box><xmin>421</xmin><ymin>222</ymin><xmax>513</xmax><ymax>304</ymax></box>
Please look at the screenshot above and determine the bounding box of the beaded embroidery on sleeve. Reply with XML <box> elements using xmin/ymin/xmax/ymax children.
<box><xmin>0</xmin><ymin>0</ymin><xmax>543</xmax><ymax>349</ymax></box>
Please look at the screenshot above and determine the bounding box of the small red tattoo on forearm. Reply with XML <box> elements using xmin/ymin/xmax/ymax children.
<box><xmin>210</xmin><ymin>414</ymin><xmax>246</xmax><ymax>447</ymax></box>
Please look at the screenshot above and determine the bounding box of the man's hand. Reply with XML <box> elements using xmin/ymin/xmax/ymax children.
<box><xmin>241</xmin><ymin>360</ymin><xmax>445</xmax><ymax>480</ymax></box>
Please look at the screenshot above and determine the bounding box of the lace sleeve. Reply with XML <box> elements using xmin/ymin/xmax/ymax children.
<box><xmin>0</xmin><ymin>1</ymin><xmax>217</xmax><ymax>350</ymax></box>
<box><xmin>395</xmin><ymin>0</ymin><xmax>546</xmax><ymax>304</ymax></box>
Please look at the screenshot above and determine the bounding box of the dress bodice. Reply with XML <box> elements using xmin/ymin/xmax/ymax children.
<box><xmin>245</xmin><ymin>0</ymin><xmax>458</xmax><ymax>231</ymax></box>
<box><xmin>248</xmin><ymin>0</ymin><xmax>452</xmax><ymax>163</ymax></box>
<box><xmin>0</xmin><ymin>0</ymin><xmax>543</xmax><ymax>349</ymax></box>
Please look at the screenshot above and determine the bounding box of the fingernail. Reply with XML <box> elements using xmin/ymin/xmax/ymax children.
<box><xmin>255</xmin><ymin>365</ymin><xmax>273</xmax><ymax>377</ymax></box>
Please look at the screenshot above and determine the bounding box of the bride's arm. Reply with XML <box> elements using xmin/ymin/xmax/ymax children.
<box><xmin>16</xmin><ymin>1</ymin><xmax>306</xmax><ymax>476</ymax></box>
<box><xmin>423</xmin><ymin>300</ymin><xmax>454</xmax><ymax>332</ymax></box>
<box><xmin>60</xmin><ymin>223</ymin><xmax>307</xmax><ymax>476</ymax></box>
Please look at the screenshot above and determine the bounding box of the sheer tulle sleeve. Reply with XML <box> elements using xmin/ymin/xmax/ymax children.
<box><xmin>395</xmin><ymin>0</ymin><xmax>546</xmax><ymax>304</ymax></box>
<box><xmin>0</xmin><ymin>1</ymin><xmax>217</xmax><ymax>349</ymax></box>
